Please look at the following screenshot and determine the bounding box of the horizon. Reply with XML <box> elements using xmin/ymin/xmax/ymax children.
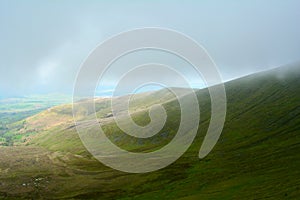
<box><xmin>0</xmin><ymin>62</ymin><xmax>296</xmax><ymax>99</ymax></box>
<box><xmin>1</xmin><ymin>61</ymin><xmax>296</xmax><ymax>100</ymax></box>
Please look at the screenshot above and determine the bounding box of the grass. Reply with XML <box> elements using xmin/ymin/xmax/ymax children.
<box><xmin>0</xmin><ymin>64</ymin><xmax>300</xmax><ymax>199</ymax></box>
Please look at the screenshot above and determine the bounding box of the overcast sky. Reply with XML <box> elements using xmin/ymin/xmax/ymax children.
<box><xmin>0</xmin><ymin>0</ymin><xmax>300</xmax><ymax>97</ymax></box>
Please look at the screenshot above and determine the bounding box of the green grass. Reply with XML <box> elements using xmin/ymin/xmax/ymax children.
<box><xmin>0</xmin><ymin>64</ymin><xmax>300</xmax><ymax>199</ymax></box>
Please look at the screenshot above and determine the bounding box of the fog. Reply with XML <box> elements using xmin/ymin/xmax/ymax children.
<box><xmin>0</xmin><ymin>0</ymin><xmax>300</xmax><ymax>97</ymax></box>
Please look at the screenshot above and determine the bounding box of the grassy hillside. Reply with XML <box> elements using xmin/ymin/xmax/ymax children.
<box><xmin>0</xmin><ymin>64</ymin><xmax>300</xmax><ymax>199</ymax></box>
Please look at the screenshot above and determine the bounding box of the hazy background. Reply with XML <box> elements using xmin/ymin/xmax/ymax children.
<box><xmin>0</xmin><ymin>0</ymin><xmax>300</xmax><ymax>97</ymax></box>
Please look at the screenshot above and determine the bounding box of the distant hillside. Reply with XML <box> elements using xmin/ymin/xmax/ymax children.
<box><xmin>0</xmin><ymin>64</ymin><xmax>300</xmax><ymax>199</ymax></box>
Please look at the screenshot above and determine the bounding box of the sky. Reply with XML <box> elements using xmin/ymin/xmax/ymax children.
<box><xmin>0</xmin><ymin>0</ymin><xmax>300</xmax><ymax>97</ymax></box>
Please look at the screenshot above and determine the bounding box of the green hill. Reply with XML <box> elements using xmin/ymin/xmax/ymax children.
<box><xmin>0</xmin><ymin>64</ymin><xmax>300</xmax><ymax>199</ymax></box>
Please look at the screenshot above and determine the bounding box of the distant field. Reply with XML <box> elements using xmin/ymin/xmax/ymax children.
<box><xmin>0</xmin><ymin>94</ymin><xmax>71</xmax><ymax>146</ymax></box>
<box><xmin>0</xmin><ymin>94</ymin><xmax>71</xmax><ymax>112</ymax></box>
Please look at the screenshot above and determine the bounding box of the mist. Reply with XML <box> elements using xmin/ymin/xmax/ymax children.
<box><xmin>1</xmin><ymin>0</ymin><xmax>300</xmax><ymax>97</ymax></box>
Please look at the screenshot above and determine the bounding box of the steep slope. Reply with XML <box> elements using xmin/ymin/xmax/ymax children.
<box><xmin>0</xmin><ymin>64</ymin><xmax>300</xmax><ymax>199</ymax></box>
